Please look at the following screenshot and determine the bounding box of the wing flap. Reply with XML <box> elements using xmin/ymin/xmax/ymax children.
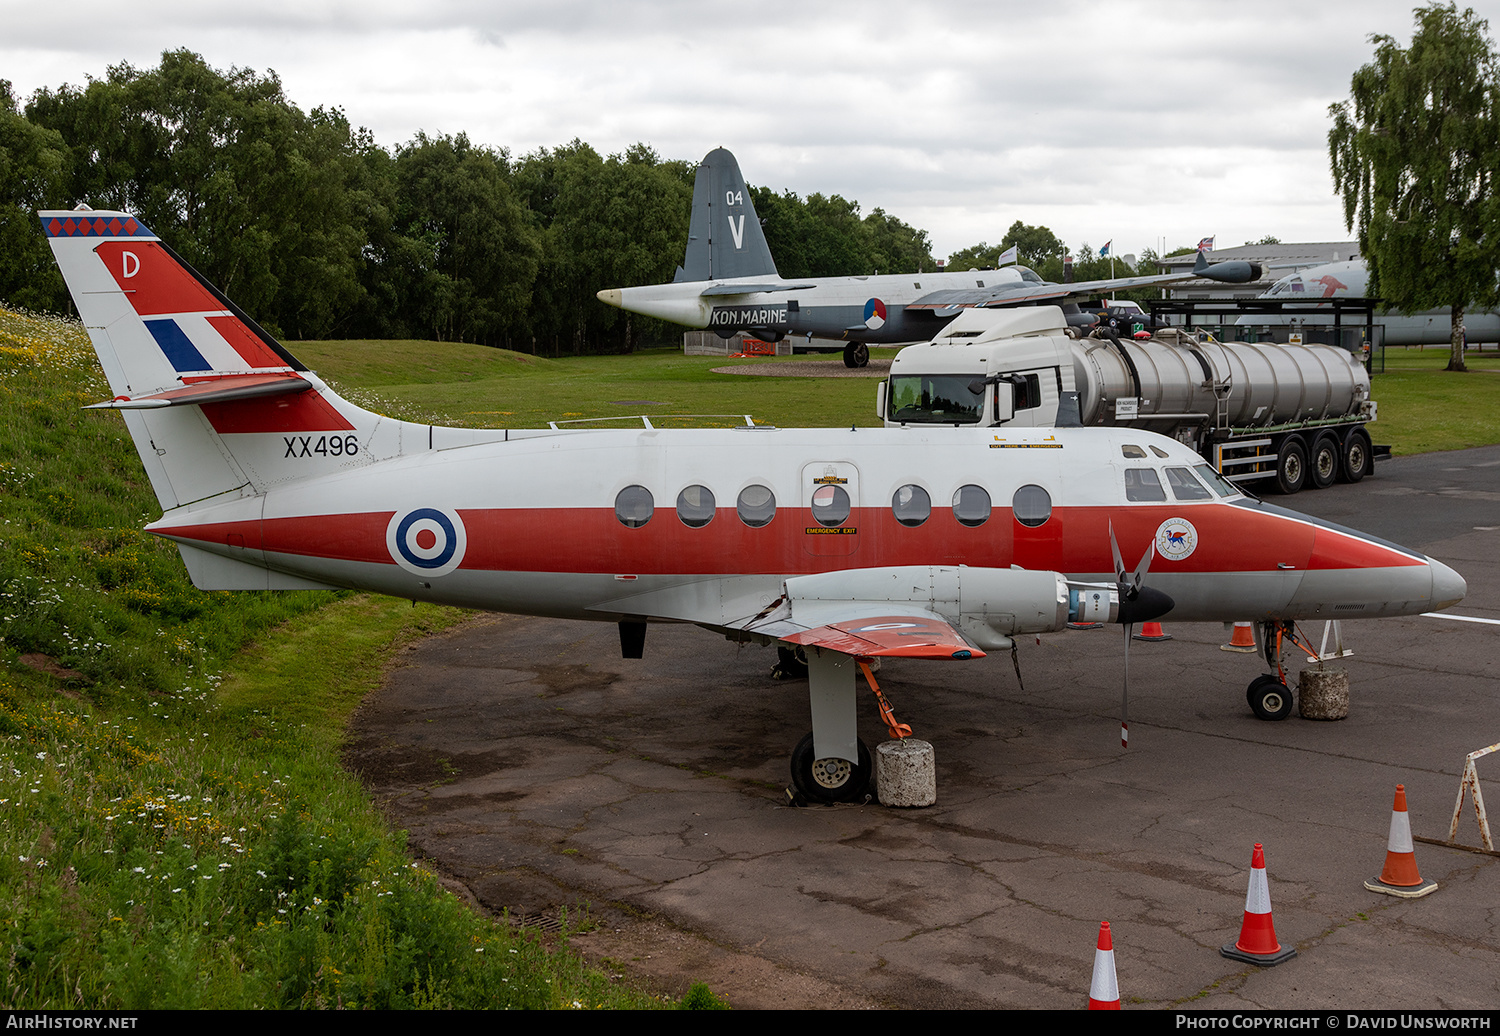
<box><xmin>781</xmin><ymin>612</ymin><xmax>984</xmax><ymax>660</ymax></box>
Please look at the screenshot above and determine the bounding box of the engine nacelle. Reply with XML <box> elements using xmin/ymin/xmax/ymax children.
<box><xmin>784</xmin><ymin>565</ymin><xmax>1090</xmax><ymax>650</ymax></box>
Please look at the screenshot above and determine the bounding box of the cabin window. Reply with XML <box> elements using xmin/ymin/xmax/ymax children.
<box><xmin>1164</xmin><ymin>467</ymin><xmax>1212</xmax><ymax>501</ymax></box>
<box><xmin>892</xmin><ymin>485</ymin><xmax>930</xmax><ymax>527</ymax></box>
<box><xmin>737</xmin><ymin>485</ymin><xmax>776</xmax><ymax>527</ymax></box>
<box><xmin>811</xmin><ymin>484</ymin><xmax>851</xmax><ymax>527</ymax></box>
<box><xmin>1121</xmin><ymin>444</ymin><xmax>1147</xmax><ymax>458</ymax></box>
<box><xmin>615</xmin><ymin>485</ymin><xmax>654</xmax><ymax>528</ymax></box>
<box><xmin>1194</xmin><ymin>464</ymin><xmax>1240</xmax><ymax>498</ymax></box>
<box><xmin>1013</xmin><ymin>484</ymin><xmax>1052</xmax><ymax>528</ymax></box>
<box><xmin>676</xmin><ymin>485</ymin><xmax>716</xmax><ymax>527</ymax></box>
<box><xmin>1124</xmin><ymin>468</ymin><xmax>1167</xmax><ymax>502</ymax></box>
<box><xmin>953</xmin><ymin>484</ymin><xmax>991</xmax><ymax>527</ymax></box>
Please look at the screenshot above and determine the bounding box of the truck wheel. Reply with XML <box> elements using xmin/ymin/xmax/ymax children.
<box><xmin>1340</xmin><ymin>428</ymin><xmax>1373</xmax><ymax>483</ymax></box>
<box><xmin>1275</xmin><ymin>436</ymin><xmax>1307</xmax><ymax>495</ymax></box>
<box><xmin>1309</xmin><ymin>432</ymin><xmax>1340</xmax><ymax>489</ymax></box>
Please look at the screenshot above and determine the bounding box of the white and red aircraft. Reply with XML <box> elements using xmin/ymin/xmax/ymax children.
<box><xmin>42</xmin><ymin>209</ymin><xmax>1466</xmax><ymax>803</ymax></box>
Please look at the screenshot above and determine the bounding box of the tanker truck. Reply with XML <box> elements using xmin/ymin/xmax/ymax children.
<box><xmin>875</xmin><ymin>305</ymin><xmax>1381</xmax><ymax>494</ymax></box>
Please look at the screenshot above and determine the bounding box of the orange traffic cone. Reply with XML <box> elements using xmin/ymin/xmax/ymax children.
<box><xmin>1087</xmin><ymin>921</ymin><xmax>1120</xmax><ymax>1010</ymax></box>
<box><xmin>1221</xmin><ymin>621</ymin><xmax>1257</xmax><ymax>653</ymax></box>
<box><xmin>1132</xmin><ymin>622</ymin><xmax>1171</xmax><ymax>642</ymax></box>
<box><xmin>1220</xmin><ymin>843</ymin><xmax>1297</xmax><ymax>966</ymax></box>
<box><xmin>1364</xmin><ymin>784</ymin><xmax>1438</xmax><ymax>898</ymax></box>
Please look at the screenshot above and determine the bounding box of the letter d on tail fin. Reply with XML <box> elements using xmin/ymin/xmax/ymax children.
<box><xmin>40</xmin><ymin>210</ymin><xmax>392</xmax><ymax>514</ymax></box>
<box><xmin>675</xmin><ymin>148</ymin><xmax>779</xmax><ymax>283</ymax></box>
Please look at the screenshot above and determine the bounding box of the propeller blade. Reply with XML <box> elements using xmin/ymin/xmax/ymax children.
<box><xmin>1132</xmin><ymin>539</ymin><xmax>1155</xmax><ymax>590</ymax></box>
<box><xmin>1109</xmin><ymin>520</ymin><xmax>1127</xmax><ymax>585</ymax></box>
<box><xmin>1121</xmin><ymin>623</ymin><xmax>1131</xmax><ymax>749</ymax></box>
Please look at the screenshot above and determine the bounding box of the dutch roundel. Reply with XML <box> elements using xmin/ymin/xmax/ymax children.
<box><xmin>863</xmin><ymin>298</ymin><xmax>887</xmax><ymax>330</ymax></box>
<box><xmin>386</xmin><ymin>507</ymin><xmax>468</xmax><ymax>577</ymax></box>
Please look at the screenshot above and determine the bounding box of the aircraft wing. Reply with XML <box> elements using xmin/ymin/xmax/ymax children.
<box><xmin>590</xmin><ymin>571</ymin><xmax>989</xmax><ymax>661</ymax></box>
<box><xmin>908</xmin><ymin>272</ymin><xmax>1202</xmax><ymax>311</ymax></box>
<box><xmin>907</xmin><ymin>253</ymin><xmax>1261</xmax><ymax>311</ymax></box>
<box><xmin>764</xmin><ymin>608</ymin><xmax>983</xmax><ymax>660</ymax></box>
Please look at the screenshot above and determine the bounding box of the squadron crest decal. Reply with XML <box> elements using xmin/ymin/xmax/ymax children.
<box><xmin>387</xmin><ymin>507</ymin><xmax>467</xmax><ymax>577</ymax></box>
<box><xmin>1154</xmin><ymin>517</ymin><xmax>1199</xmax><ymax>562</ymax></box>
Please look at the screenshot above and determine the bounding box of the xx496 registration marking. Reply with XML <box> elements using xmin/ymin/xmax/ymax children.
<box><xmin>283</xmin><ymin>434</ymin><xmax>359</xmax><ymax>458</ymax></box>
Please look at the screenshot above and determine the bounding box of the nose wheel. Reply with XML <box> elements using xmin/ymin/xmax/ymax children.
<box><xmin>790</xmin><ymin>732</ymin><xmax>872</xmax><ymax>803</ymax></box>
<box><xmin>1247</xmin><ymin>674</ymin><xmax>1293</xmax><ymax>721</ymax></box>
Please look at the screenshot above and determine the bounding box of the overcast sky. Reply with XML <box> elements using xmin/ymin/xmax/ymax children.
<box><xmin>2</xmin><ymin>0</ymin><xmax>1456</xmax><ymax>262</ymax></box>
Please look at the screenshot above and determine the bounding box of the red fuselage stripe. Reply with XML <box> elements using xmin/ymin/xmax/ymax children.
<box><xmin>156</xmin><ymin>503</ymin><xmax>1424</xmax><ymax>576</ymax></box>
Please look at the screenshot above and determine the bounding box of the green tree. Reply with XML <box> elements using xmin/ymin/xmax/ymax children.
<box><xmin>28</xmin><ymin>50</ymin><xmax>375</xmax><ymax>338</ymax></box>
<box><xmin>1329</xmin><ymin>3</ymin><xmax>1500</xmax><ymax>372</ymax></box>
<box><xmin>0</xmin><ymin>81</ymin><xmax>72</xmax><ymax>311</ymax></box>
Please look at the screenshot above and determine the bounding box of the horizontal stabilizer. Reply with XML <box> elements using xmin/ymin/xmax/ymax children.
<box><xmin>699</xmin><ymin>282</ymin><xmax>814</xmax><ymax>296</ymax></box>
<box><xmin>86</xmin><ymin>373</ymin><xmax>311</xmax><ymax>410</ymax></box>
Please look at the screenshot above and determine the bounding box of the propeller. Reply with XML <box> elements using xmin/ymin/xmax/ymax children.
<box><xmin>1107</xmin><ymin>522</ymin><xmax>1173</xmax><ymax>749</ymax></box>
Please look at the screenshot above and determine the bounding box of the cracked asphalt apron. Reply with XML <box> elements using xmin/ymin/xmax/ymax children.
<box><xmin>346</xmin><ymin>445</ymin><xmax>1500</xmax><ymax>1009</ymax></box>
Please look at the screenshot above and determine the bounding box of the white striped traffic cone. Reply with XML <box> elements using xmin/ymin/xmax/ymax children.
<box><xmin>1221</xmin><ymin>621</ymin><xmax>1257</xmax><ymax>653</ymax></box>
<box><xmin>1087</xmin><ymin>921</ymin><xmax>1120</xmax><ymax>1010</ymax></box>
<box><xmin>1220</xmin><ymin>842</ymin><xmax>1297</xmax><ymax>966</ymax></box>
<box><xmin>1364</xmin><ymin>784</ymin><xmax>1438</xmax><ymax>898</ymax></box>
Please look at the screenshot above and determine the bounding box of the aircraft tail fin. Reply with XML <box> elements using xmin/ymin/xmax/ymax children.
<box><xmin>676</xmin><ymin>148</ymin><xmax>779</xmax><ymax>282</ymax></box>
<box><xmin>39</xmin><ymin>209</ymin><xmax>422</xmax><ymax>516</ymax></box>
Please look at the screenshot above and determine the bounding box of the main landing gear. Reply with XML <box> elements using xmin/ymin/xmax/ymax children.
<box><xmin>790</xmin><ymin>732</ymin><xmax>872</xmax><ymax>803</ymax></box>
<box><xmin>842</xmin><ymin>342</ymin><xmax>870</xmax><ymax>369</ymax></box>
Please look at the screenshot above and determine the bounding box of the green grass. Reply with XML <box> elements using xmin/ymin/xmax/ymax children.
<box><xmin>0</xmin><ymin>308</ymin><xmax>693</xmax><ymax>1009</ymax></box>
<box><xmin>295</xmin><ymin>339</ymin><xmax>897</xmax><ymax>430</ymax></box>
<box><xmin>1371</xmin><ymin>346</ymin><xmax>1500</xmax><ymax>454</ymax></box>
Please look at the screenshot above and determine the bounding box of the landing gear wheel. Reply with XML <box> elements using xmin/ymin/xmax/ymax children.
<box><xmin>1309</xmin><ymin>432</ymin><xmax>1340</xmax><ymax>489</ymax></box>
<box><xmin>1275</xmin><ymin>436</ymin><xmax>1307</xmax><ymax>495</ymax></box>
<box><xmin>1340</xmin><ymin>428</ymin><xmax>1373</xmax><ymax>483</ymax></box>
<box><xmin>771</xmin><ymin>645</ymin><xmax>808</xmax><ymax>680</ymax></box>
<box><xmin>1247</xmin><ymin>675</ymin><xmax>1293</xmax><ymax>721</ymax></box>
<box><xmin>790</xmin><ymin>732</ymin><xmax>872</xmax><ymax>803</ymax></box>
<box><xmin>843</xmin><ymin>343</ymin><xmax>869</xmax><ymax>369</ymax></box>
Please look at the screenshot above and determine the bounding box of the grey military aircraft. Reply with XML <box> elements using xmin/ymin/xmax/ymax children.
<box><xmin>596</xmin><ymin>148</ymin><xmax>1263</xmax><ymax>367</ymax></box>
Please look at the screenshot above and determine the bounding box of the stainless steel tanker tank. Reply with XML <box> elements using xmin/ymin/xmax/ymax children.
<box><xmin>1070</xmin><ymin>330</ymin><xmax>1371</xmax><ymax>430</ymax></box>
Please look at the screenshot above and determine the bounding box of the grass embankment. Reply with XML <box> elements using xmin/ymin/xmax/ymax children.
<box><xmin>0</xmin><ymin>308</ymin><xmax>682</xmax><ymax>1009</ymax></box>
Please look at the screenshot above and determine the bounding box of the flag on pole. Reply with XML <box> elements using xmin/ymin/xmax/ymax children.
<box><xmin>1197</xmin><ymin>236</ymin><xmax>1215</xmax><ymax>251</ymax></box>
<box><xmin>996</xmin><ymin>244</ymin><xmax>1018</xmax><ymax>266</ymax></box>
<box><xmin>1099</xmin><ymin>241</ymin><xmax>1112</xmax><ymax>257</ymax></box>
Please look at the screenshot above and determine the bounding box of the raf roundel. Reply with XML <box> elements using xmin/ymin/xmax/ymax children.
<box><xmin>1155</xmin><ymin>516</ymin><xmax>1199</xmax><ymax>562</ymax></box>
<box><xmin>386</xmin><ymin>507</ymin><xmax>467</xmax><ymax>577</ymax></box>
<box><xmin>863</xmin><ymin>297</ymin><xmax>887</xmax><ymax>330</ymax></box>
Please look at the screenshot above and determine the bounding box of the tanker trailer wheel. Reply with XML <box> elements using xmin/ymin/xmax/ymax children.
<box><xmin>1340</xmin><ymin>428</ymin><xmax>1373</xmax><ymax>483</ymax></box>
<box><xmin>1309</xmin><ymin>432</ymin><xmax>1340</xmax><ymax>489</ymax></box>
<box><xmin>1274</xmin><ymin>436</ymin><xmax>1308</xmax><ymax>495</ymax></box>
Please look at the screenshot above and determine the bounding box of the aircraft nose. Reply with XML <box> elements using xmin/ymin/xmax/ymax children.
<box><xmin>1428</xmin><ymin>557</ymin><xmax>1467</xmax><ymax>610</ymax></box>
<box><xmin>596</xmin><ymin>288</ymin><xmax>622</xmax><ymax>308</ymax></box>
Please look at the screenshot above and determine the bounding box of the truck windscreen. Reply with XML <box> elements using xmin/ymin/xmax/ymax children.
<box><xmin>887</xmin><ymin>374</ymin><xmax>984</xmax><ymax>424</ymax></box>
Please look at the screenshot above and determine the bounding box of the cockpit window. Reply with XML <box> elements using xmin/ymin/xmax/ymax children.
<box><xmin>1149</xmin><ymin>445</ymin><xmax>1170</xmax><ymax>458</ymax></box>
<box><xmin>1194</xmin><ymin>464</ymin><xmax>1241</xmax><ymax>498</ymax></box>
<box><xmin>1124</xmin><ymin>468</ymin><xmax>1167</xmax><ymax>502</ymax></box>
<box><xmin>886</xmin><ymin>374</ymin><xmax>984</xmax><ymax>424</ymax></box>
<box><xmin>1121</xmin><ymin>444</ymin><xmax>1147</xmax><ymax>458</ymax></box>
<box><xmin>1164</xmin><ymin>467</ymin><xmax>1212</xmax><ymax>501</ymax></box>
<box><xmin>1017</xmin><ymin>267</ymin><xmax>1043</xmax><ymax>284</ymax></box>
